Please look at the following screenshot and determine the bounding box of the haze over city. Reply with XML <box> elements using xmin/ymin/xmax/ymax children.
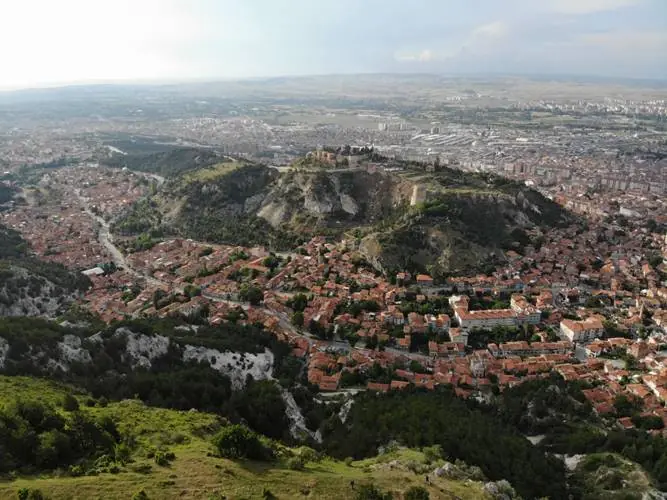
<box><xmin>1</xmin><ymin>0</ymin><xmax>666</xmax><ymax>89</ymax></box>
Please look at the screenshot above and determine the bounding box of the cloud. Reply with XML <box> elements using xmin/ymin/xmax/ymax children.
<box><xmin>576</xmin><ymin>30</ymin><xmax>667</xmax><ymax>51</ymax></box>
<box><xmin>394</xmin><ymin>49</ymin><xmax>435</xmax><ymax>63</ymax></box>
<box><xmin>547</xmin><ymin>0</ymin><xmax>644</xmax><ymax>15</ymax></box>
<box><xmin>471</xmin><ymin>21</ymin><xmax>510</xmax><ymax>39</ymax></box>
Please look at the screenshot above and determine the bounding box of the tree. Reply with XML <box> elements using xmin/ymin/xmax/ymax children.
<box><xmin>35</xmin><ymin>429</ymin><xmax>71</xmax><ymax>469</ymax></box>
<box><xmin>292</xmin><ymin>312</ymin><xmax>304</xmax><ymax>327</ymax></box>
<box><xmin>649</xmin><ymin>254</ymin><xmax>663</xmax><ymax>268</ymax></box>
<box><xmin>287</xmin><ymin>293</ymin><xmax>309</xmax><ymax>313</ymax></box>
<box><xmin>263</xmin><ymin>255</ymin><xmax>280</xmax><ymax>269</ymax></box>
<box><xmin>152</xmin><ymin>289</ymin><xmax>166</xmax><ymax>310</ymax></box>
<box><xmin>409</xmin><ymin>361</ymin><xmax>426</xmax><ymax>374</ymax></box>
<box><xmin>404</xmin><ymin>486</ymin><xmax>430</xmax><ymax>500</ymax></box>
<box><xmin>309</xmin><ymin>319</ymin><xmax>327</xmax><ymax>339</ymax></box>
<box><xmin>240</xmin><ymin>285</ymin><xmax>263</xmax><ymax>306</ymax></box>
<box><xmin>62</xmin><ymin>394</ymin><xmax>79</xmax><ymax>412</ymax></box>
<box><xmin>212</xmin><ymin>424</ymin><xmax>269</xmax><ymax>461</ymax></box>
<box><xmin>613</xmin><ymin>394</ymin><xmax>642</xmax><ymax>418</ymax></box>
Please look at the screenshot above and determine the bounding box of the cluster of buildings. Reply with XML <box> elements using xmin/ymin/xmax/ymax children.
<box><xmin>65</xmin><ymin>232</ymin><xmax>667</xmax><ymax>436</ymax></box>
<box><xmin>2</xmin><ymin>166</ymin><xmax>148</xmax><ymax>270</ymax></box>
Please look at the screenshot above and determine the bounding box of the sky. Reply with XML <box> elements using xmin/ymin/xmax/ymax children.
<box><xmin>0</xmin><ymin>0</ymin><xmax>666</xmax><ymax>89</ymax></box>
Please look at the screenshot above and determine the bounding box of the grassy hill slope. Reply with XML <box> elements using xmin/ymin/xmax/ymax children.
<box><xmin>0</xmin><ymin>376</ymin><xmax>490</xmax><ymax>500</ymax></box>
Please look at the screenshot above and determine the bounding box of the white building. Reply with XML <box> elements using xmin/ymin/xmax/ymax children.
<box><xmin>560</xmin><ymin>317</ymin><xmax>604</xmax><ymax>343</ymax></box>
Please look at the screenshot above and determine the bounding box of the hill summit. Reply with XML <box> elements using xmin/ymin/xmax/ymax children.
<box><xmin>109</xmin><ymin>149</ymin><xmax>571</xmax><ymax>277</ymax></box>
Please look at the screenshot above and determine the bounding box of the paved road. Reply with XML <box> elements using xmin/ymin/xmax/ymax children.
<box><xmin>74</xmin><ymin>189</ymin><xmax>166</xmax><ymax>289</ymax></box>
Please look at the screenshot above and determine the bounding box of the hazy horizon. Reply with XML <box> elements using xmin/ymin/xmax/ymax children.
<box><xmin>1</xmin><ymin>0</ymin><xmax>666</xmax><ymax>90</ymax></box>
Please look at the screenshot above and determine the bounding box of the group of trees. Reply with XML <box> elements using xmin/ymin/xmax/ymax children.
<box><xmin>0</xmin><ymin>184</ymin><xmax>16</xmax><ymax>205</ymax></box>
<box><xmin>467</xmin><ymin>325</ymin><xmax>532</xmax><ymax>350</ymax></box>
<box><xmin>0</xmin><ymin>399</ymin><xmax>120</xmax><ymax>474</ymax></box>
<box><xmin>103</xmin><ymin>148</ymin><xmax>222</xmax><ymax>178</ymax></box>
<box><xmin>0</xmin><ymin>317</ymin><xmax>307</xmax><ymax>444</ymax></box>
<box><xmin>497</xmin><ymin>376</ymin><xmax>667</xmax><ymax>490</ymax></box>
<box><xmin>321</xmin><ymin>387</ymin><xmax>568</xmax><ymax>500</ymax></box>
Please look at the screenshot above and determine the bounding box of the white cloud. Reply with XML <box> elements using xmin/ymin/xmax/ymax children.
<box><xmin>471</xmin><ymin>21</ymin><xmax>510</xmax><ymax>39</ymax></box>
<box><xmin>547</xmin><ymin>0</ymin><xmax>644</xmax><ymax>15</ymax></box>
<box><xmin>394</xmin><ymin>49</ymin><xmax>435</xmax><ymax>62</ymax></box>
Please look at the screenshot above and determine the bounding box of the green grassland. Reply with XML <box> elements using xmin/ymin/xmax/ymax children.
<box><xmin>0</xmin><ymin>377</ymin><xmax>489</xmax><ymax>500</ymax></box>
<box><xmin>180</xmin><ymin>161</ymin><xmax>245</xmax><ymax>185</ymax></box>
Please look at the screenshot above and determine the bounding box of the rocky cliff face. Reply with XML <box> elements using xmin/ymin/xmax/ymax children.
<box><xmin>1</xmin><ymin>325</ymin><xmax>275</xmax><ymax>388</ymax></box>
<box><xmin>254</xmin><ymin>169</ymin><xmax>414</xmax><ymax>228</ymax></box>
<box><xmin>0</xmin><ymin>264</ymin><xmax>81</xmax><ymax>317</ymax></box>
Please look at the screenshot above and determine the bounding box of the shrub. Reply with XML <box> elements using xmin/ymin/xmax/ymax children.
<box><xmin>295</xmin><ymin>446</ymin><xmax>319</xmax><ymax>463</ymax></box>
<box><xmin>287</xmin><ymin>455</ymin><xmax>305</xmax><ymax>470</ymax></box>
<box><xmin>422</xmin><ymin>445</ymin><xmax>443</xmax><ymax>464</ymax></box>
<box><xmin>97</xmin><ymin>397</ymin><xmax>108</xmax><ymax>408</ymax></box>
<box><xmin>154</xmin><ymin>450</ymin><xmax>176</xmax><ymax>466</ymax></box>
<box><xmin>131</xmin><ymin>490</ymin><xmax>149</xmax><ymax>500</ymax></box>
<box><xmin>344</xmin><ymin>457</ymin><xmax>354</xmax><ymax>467</ymax></box>
<box><xmin>129</xmin><ymin>463</ymin><xmax>153</xmax><ymax>474</ymax></box>
<box><xmin>17</xmin><ymin>489</ymin><xmax>46</xmax><ymax>500</ymax></box>
<box><xmin>212</xmin><ymin>424</ymin><xmax>269</xmax><ymax>461</ymax></box>
<box><xmin>62</xmin><ymin>394</ymin><xmax>79</xmax><ymax>412</ymax></box>
<box><xmin>114</xmin><ymin>443</ymin><xmax>132</xmax><ymax>465</ymax></box>
<box><xmin>355</xmin><ymin>484</ymin><xmax>393</xmax><ymax>500</ymax></box>
<box><xmin>68</xmin><ymin>464</ymin><xmax>84</xmax><ymax>477</ymax></box>
<box><xmin>262</xmin><ymin>488</ymin><xmax>277</xmax><ymax>500</ymax></box>
<box><xmin>404</xmin><ymin>486</ymin><xmax>430</xmax><ymax>500</ymax></box>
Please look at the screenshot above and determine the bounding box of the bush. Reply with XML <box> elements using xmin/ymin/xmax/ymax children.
<box><xmin>131</xmin><ymin>490</ymin><xmax>149</xmax><ymax>500</ymax></box>
<box><xmin>404</xmin><ymin>486</ymin><xmax>429</xmax><ymax>500</ymax></box>
<box><xmin>422</xmin><ymin>445</ymin><xmax>443</xmax><ymax>464</ymax></box>
<box><xmin>287</xmin><ymin>455</ymin><xmax>305</xmax><ymax>470</ymax></box>
<box><xmin>355</xmin><ymin>484</ymin><xmax>393</xmax><ymax>500</ymax></box>
<box><xmin>62</xmin><ymin>394</ymin><xmax>79</xmax><ymax>412</ymax></box>
<box><xmin>17</xmin><ymin>489</ymin><xmax>46</xmax><ymax>500</ymax></box>
<box><xmin>345</xmin><ymin>457</ymin><xmax>354</xmax><ymax>467</ymax></box>
<box><xmin>68</xmin><ymin>464</ymin><xmax>84</xmax><ymax>477</ymax></box>
<box><xmin>262</xmin><ymin>488</ymin><xmax>277</xmax><ymax>500</ymax></box>
<box><xmin>295</xmin><ymin>446</ymin><xmax>319</xmax><ymax>463</ymax></box>
<box><xmin>212</xmin><ymin>424</ymin><xmax>270</xmax><ymax>461</ymax></box>
<box><xmin>154</xmin><ymin>450</ymin><xmax>176</xmax><ymax>466</ymax></box>
<box><xmin>114</xmin><ymin>442</ymin><xmax>132</xmax><ymax>465</ymax></box>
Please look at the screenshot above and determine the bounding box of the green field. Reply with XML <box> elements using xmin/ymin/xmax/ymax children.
<box><xmin>0</xmin><ymin>377</ymin><xmax>489</xmax><ymax>500</ymax></box>
<box><xmin>180</xmin><ymin>161</ymin><xmax>244</xmax><ymax>185</ymax></box>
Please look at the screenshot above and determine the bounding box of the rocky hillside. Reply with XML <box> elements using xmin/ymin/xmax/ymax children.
<box><xmin>112</xmin><ymin>152</ymin><xmax>572</xmax><ymax>276</ymax></box>
<box><xmin>0</xmin><ymin>317</ymin><xmax>317</xmax><ymax>442</ymax></box>
<box><xmin>0</xmin><ymin>224</ymin><xmax>89</xmax><ymax>317</ymax></box>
